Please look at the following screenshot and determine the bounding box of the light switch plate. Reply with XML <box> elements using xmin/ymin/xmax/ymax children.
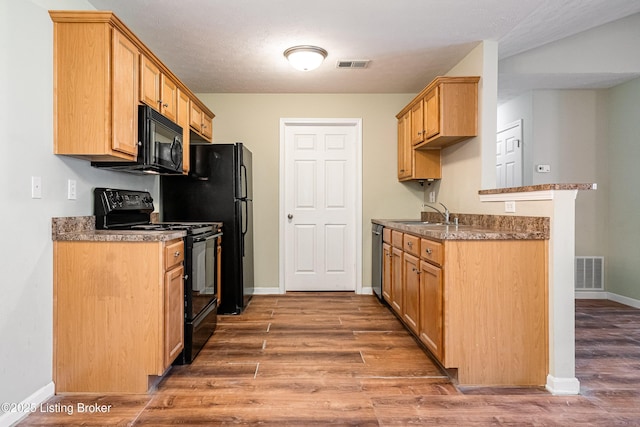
<box><xmin>67</xmin><ymin>179</ymin><xmax>77</xmax><ymax>200</ymax></box>
<box><xmin>31</xmin><ymin>176</ymin><xmax>42</xmax><ymax>199</ymax></box>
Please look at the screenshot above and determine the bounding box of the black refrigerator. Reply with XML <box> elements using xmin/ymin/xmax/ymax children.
<box><xmin>161</xmin><ymin>142</ymin><xmax>254</xmax><ymax>314</ymax></box>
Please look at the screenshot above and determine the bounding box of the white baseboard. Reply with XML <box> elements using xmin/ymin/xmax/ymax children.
<box><xmin>575</xmin><ymin>291</ymin><xmax>608</xmax><ymax>299</ymax></box>
<box><xmin>0</xmin><ymin>381</ymin><xmax>54</xmax><ymax>427</ymax></box>
<box><xmin>251</xmin><ymin>287</ymin><xmax>283</xmax><ymax>295</ymax></box>
<box><xmin>575</xmin><ymin>291</ymin><xmax>640</xmax><ymax>309</ymax></box>
<box><xmin>545</xmin><ymin>374</ymin><xmax>580</xmax><ymax>395</ymax></box>
<box><xmin>606</xmin><ymin>292</ymin><xmax>640</xmax><ymax>309</ymax></box>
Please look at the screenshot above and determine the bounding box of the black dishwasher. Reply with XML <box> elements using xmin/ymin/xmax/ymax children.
<box><xmin>371</xmin><ymin>223</ymin><xmax>384</xmax><ymax>301</ymax></box>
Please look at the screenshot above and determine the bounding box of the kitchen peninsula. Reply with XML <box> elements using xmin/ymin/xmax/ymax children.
<box><xmin>373</xmin><ymin>213</ymin><xmax>549</xmax><ymax>386</ymax></box>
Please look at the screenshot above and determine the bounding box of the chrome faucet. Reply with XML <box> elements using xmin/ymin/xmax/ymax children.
<box><xmin>424</xmin><ymin>202</ymin><xmax>450</xmax><ymax>224</ymax></box>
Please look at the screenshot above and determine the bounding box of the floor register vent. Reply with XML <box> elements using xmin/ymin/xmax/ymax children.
<box><xmin>575</xmin><ymin>256</ymin><xmax>604</xmax><ymax>290</ymax></box>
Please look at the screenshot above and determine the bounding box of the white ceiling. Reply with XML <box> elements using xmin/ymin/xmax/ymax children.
<box><xmin>86</xmin><ymin>0</ymin><xmax>640</xmax><ymax>98</ymax></box>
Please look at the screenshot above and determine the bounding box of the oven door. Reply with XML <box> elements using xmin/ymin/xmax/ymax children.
<box><xmin>187</xmin><ymin>231</ymin><xmax>222</xmax><ymax>320</ymax></box>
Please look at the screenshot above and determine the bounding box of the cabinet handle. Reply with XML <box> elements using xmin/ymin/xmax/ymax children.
<box><xmin>407</xmin><ymin>242</ymin><xmax>413</xmax><ymax>247</ymax></box>
<box><xmin>174</xmin><ymin>251</ymin><xmax>181</xmax><ymax>257</ymax></box>
<box><xmin>163</xmin><ymin>103</ymin><xmax>169</xmax><ymax>108</ymax></box>
<box><xmin>412</xmin><ymin>267</ymin><xmax>421</xmax><ymax>274</ymax></box>
<box><xmin>425</xmin><ymin>248</ymin><xmax>432</xmax><ymax>254</ymax></box>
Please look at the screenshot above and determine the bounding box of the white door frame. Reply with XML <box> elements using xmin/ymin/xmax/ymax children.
<box><xmin>279</xmin><ymin>118</ymin><xmax>363</xmax><ymax>294</ymax></box>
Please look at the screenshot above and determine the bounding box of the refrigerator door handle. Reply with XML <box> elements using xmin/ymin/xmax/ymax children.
<box><xmin>240</xmin><ymin>163</ymin><xmax>248</xmax><ymax>199</ymax></box>
<box><xmin>241</xmin><ymin>199</ymin><xmax>247</xmax><ymax>256</ymax></box>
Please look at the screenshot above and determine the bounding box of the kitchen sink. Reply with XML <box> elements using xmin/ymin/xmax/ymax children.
<box><xmin>394</xmin><ymin>220</ymin><xmax>446</xmax><ymax>226</ymax></box>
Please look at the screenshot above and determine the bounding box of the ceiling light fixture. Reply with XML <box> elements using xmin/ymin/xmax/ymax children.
<box><xmin>283</xmin><ymin>45</ymin><xmax>327</xmax><ymax>71</ymax></box>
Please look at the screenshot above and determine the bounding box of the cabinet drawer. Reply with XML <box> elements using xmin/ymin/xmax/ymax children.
<box><xmin>383</xmin><ymin>228</ymin><xmax>391</xmax><ymax>244</ymax></box>
<box><xmin>403</xmin><ymin>234</ymin><xmax>420</xmax><ymax>257</ymax></box>
<box><xmin>164</xmin><ymin>239</ymin><xmax>184</xmax><ymax>270</ymax></box>
<box><xmin>420</xmin><ymin>238</ymin><xmax>443</xmax><ymax>266</ymax></box>
<box><xmin>391</xmin><ymin>230</ymin><xmax>404</xmax><ymax>249</ymax></box>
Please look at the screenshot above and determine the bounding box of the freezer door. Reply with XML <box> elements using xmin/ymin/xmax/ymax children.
<box><xmin>236</xmin><ymin>143</ymin><xmax>253</xmax><ymax>201</ymax></box>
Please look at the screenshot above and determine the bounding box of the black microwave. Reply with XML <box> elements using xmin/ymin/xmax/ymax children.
<box><xmin>92</xmin><ymin>105</ymin><xmax>184</xmax><ymax>175</ymax></box>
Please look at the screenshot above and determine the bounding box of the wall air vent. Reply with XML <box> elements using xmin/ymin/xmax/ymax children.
<box><xmin>336</xmin><ymin>60</ymin><xmax>370</xmax><ymax>69</ymax></box>
<box><xmin>575</xmin><ymin>256</ymin><xmax>604</xmax><ymax>290</ymax></box>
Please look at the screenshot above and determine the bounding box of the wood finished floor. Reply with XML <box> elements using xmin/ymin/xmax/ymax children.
<box><xmin>17</xmin><ymin>295</ymin><xmax>640</xmax><ymax>426</ymax></box>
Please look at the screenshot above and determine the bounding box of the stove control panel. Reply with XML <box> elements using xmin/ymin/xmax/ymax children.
<box><xmin>94</xmin><ymin>188</ymin><xmax>154</xmax><ymax>215</ymax></box>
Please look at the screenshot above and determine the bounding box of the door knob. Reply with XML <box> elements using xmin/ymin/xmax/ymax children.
<box><xmin>287</xmin><ymin>214</ymin><xmax>293</xmax><ymax>220</ymax></box>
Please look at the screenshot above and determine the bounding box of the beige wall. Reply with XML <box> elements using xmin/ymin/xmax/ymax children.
<box><xmin>196</xmin><ymin>93</ymin><xmax>424</xmax><ymax>289</ymax></box>
<box><xmin>498</xmin><ymin>89</ymin><xmax>609</xmax><ymax>257</ymax></box>
<box><xmin>608</xmin><ymin>77</ymin><xmax>640</xmax><ymax>300</ymax></box>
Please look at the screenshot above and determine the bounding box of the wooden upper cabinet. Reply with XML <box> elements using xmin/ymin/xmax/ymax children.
<box><xmin>397</xmin><ymin>111</ymin><xmax>411</xmax><ymax>180</ymax></box>
<box><xmin>111</xmin><ymin>29</ymin><xmax>139</xmax><ymax>158</ymax></box>
<box><xmin>398</xmin><ymin>76</ymin><xmax>479</xmax><ymax>151</ymax></box>
<box><xmin>397</xmin><ymin>110</ymin><xmax>441</xmax><ymax>182</ymax></box>
<box><xmin>190</xmin><ymin>101</ymin><xmax>214</xmax><ymax>142</ymax></box>
<box><xmin>140</xmin><ymin>56</ymin><xmax>161</xmax><ymax>111</ymax></box>
<box><xmin>411</xmin><ymin>100</ymin><xmax>424</xmax><ymax>145</ymax></box>
<box><xmin>160</xmin><ymin>74</ymin><xmax>178</xmax><ymax>121</ymax></box>
<box><xmin>202</xmin><ymin>111</ymin><xmax>214</xmax><ymax>140</ymax></box>
<box><xmin>417</xmin><ymin>77</ymin><xmax>478</xmax><ymax>148</ymax></box>
<box><xmin>51</xmin><ymin>12</ymin><xmax>140</xmax><ymax>161</ymax></box>
<box><xmin>423</xmin><ymin>86</ymin><xmax>440</xmax><ymax>140</ymax></box>
<box><xmin>50</xmin><ymin>11</ymin><xmax>215</xmax><ymax>161</ymax></box>
<box><xmin>140</xmin><ymin>56</ymin><xmax>178</xmax><ymax>122</ymax></box>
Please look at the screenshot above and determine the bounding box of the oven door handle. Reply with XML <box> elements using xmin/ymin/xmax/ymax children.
<box><xmin>192</xmin><ymin>232</ymin><xmax>222</xmax><ymax>243</ymax></box>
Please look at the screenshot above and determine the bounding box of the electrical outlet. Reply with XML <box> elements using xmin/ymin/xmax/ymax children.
<box><xmin>505</xmin><ymin>201</ymin><xmax>516</xmax><ymax>213</ymax></box>
<box><xmin>31</xmin><ymin>176</ymin><xmax>42</xmax><ymax>199</ymax></box>
<box><xmin>67</xmin><ymin>179</ymin><xmax>77</xmax><ymax>200</ymax></box>
<box><xmin>536</xmin><ymin>164</ymin><xmax>550</xmax><ymax>173</ymax></box>
<box><xmin>429</xmin><ymin>191</ymin><xmax>436</xmax><ymax>203</ymax></box>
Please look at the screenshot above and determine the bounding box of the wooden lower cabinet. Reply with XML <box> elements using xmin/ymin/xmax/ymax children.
<box><xmin>381</xmin><ymin>227</ymin><xmax>548</xmax><ymax>386</ymax></box>
<box><xmin>382</xmin><ymin>242</ymin><xmax>392</xmax><ymax>302</ymax></box>
<box><xmin>53</xmin><ymin>238</ymin><xmax>185</xmax><ymax>393</ymax></box>
<box><xmin>419</xmin><ymin>259</ymin><xmax>443</xmax><ymax>361</ymax></box>
<box><xmin>402</xmin><ymin>253</ymin><xmax>420</xmax><ymax>334</ymax></box>
<box><xmin>390</xmin><ymin>247</ymin><xmax>403</xmax><ymax>315</ymax></box>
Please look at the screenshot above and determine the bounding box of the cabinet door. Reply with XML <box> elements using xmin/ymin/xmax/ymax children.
<box><xmin>160</xmin><ymin>74</ymin><xmax>178</xmax><ymax>122</ymax></box>
<box><xmin>202</xmin><ymin>111</ymin><xmax>214</xmax><ymax>141</ymax></box>
<box><xmin>419</xmin><ymin>260</ymin><xmax>443</xmax><ymax>361</ymax></box>
<box><xmin>111</xmin><ymin>30</ymin><xmax>139</xmax><ymax>157</ymax></box>
<box><xmin>411</xmin><ymin>100</ymin><xmax>424</xmax><ymax>145</ymax></box>
<box><xmin>403</xmin><ymin>253</ymin><xmax>420</xmax><ymax>334</ymax></box>
<box><xmin>424</xmin><ymin>86</ymin><xmax>440</xmax><ymax>140</ymax></box>
<box><xmin>177</xmin><ymin>89</ymin><xmax>191</xmax><ymax>173</ymax></box>
<box><xmin>391</xmin><ymin>246</ymin><xmax>403</xmax><ymax>315</ymax></box>
<box><xmin>164</xmin><ymin>265</ymin><xmax>185</xmax><ymax>368</ymax></box>
<box><xmin>140</xmin><ymin>56</ymin><xmax>161</xmax><ymax>111</ymax></box>
<box><xmin>382</xmin><ymin>242</ymin><xmax>392</xmax><ymax>303</ymax></box>
<box><xmin>397</xmin><ymin>112</ymin><xmax>412</xmax><ymax>180</ymax></box>
<box><xmin>190</xmin><ymin>101</ymin><xmax>203</xmax><ymax>130</ymax></box>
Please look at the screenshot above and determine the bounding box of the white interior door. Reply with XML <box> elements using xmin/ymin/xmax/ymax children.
<box><xmin>497</xmin><ymin>119</ymin><xmax>523</xmax><ymax>188</ymax></box>
<box><xmin>281</xmin><ymin>120</ymin><xmax>359</xmax><ymax>291</ymax></box>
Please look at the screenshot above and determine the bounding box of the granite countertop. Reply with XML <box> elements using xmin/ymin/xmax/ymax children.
<box><xmin>373</xmin><ymin>213</ymin><xmax>549</xmax><ymax>241</ymax></box>
<box><xmin>478</xmin><ymin>183</ymin><xmax>596</xmax><ymax>195</ymax></box>
<box><xmin>52</xmin><ymin>216</ymin><xmax>186</xmax><ymax>242</ymax></box>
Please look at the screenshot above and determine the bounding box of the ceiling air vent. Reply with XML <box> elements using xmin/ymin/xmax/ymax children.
<box><xmin>336</xmin><ymin>60</ymin><xmax>370</xmax><ymax>69</ymax></box>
